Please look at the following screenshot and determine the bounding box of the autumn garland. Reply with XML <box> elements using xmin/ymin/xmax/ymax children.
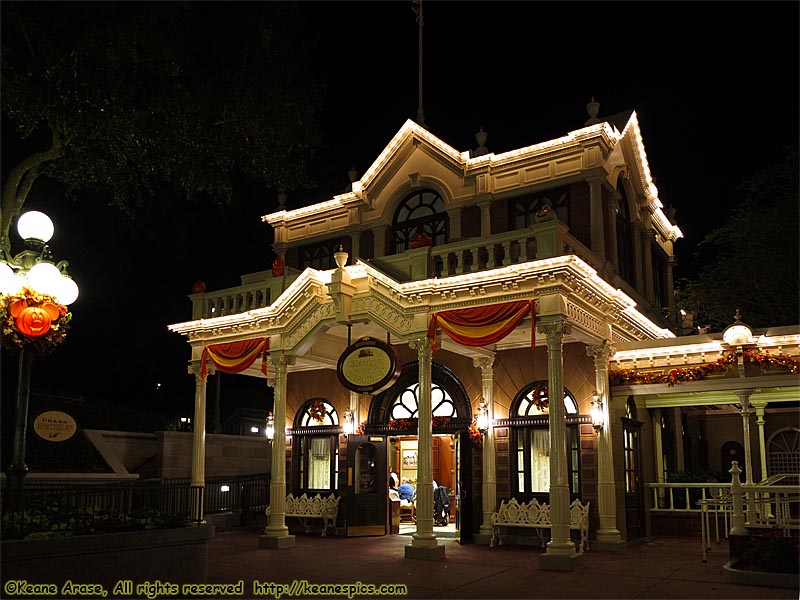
<box><xmin>387</xmin><ymin>416</ymin><xmax>452</xmax><ymax>431</ymax></box>
<box><xmin>0</xmin><ymin>288</ymin><xmax>71</xmax><ymax>356</ymax></box>
<box><xmin>609</xmin><ymin>350</ymin><xmax>799</xmax><ymax>387</ymax></box>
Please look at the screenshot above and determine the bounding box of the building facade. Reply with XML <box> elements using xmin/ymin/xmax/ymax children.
<box><xmin>169</xmin><ymin>110</ymin><xmax>799</xmax><ymax>565</ymax></box>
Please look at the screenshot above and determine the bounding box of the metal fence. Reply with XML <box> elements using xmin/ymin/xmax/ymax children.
<box><xmin>0</xmin><ymin>472</ymin><xmax>270</xmax><ymax>540</ymax></box>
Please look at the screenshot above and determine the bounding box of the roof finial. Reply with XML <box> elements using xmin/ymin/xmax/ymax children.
<box><xmin>585</xmin><ymin>96</ymin><xmax>601</xmax><ymax>126</ymax></box>
<box><xmin>473</xmin><ymin>126</ymin><xmax>489</xmax><ymax>157</ymax></box>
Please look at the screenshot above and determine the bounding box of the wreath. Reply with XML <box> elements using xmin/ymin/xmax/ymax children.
<box><xmin>530</xmin><ymin>385</ymin><xmax>549</xmax><ymax>409</ymax></box>
<box><xmin>0</xmin><ymin>288</ymin><xmax>72</xmax><ymax>356</ymax></box>
<box><xmin>468</xmin><ymin>417</ymin><xmax>483</xmax><ymax>449</ymax></box>
<box><xmin>307</xmin><ymin>399</ymin><xmax>327</xmax><ymax>423</ymax></box>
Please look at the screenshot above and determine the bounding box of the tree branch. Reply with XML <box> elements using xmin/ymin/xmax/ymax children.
<box><xmin>0</xmin><ymin>129</ymin><xmax>64</xmax><ymax>252</ymax></box>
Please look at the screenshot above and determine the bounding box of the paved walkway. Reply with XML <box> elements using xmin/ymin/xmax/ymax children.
<box><xmin>207</xmin><ymin>526</ymin><xmax>798</xmax><ymax>599</ymax></box>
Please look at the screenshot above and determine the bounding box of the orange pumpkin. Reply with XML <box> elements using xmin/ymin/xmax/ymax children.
<box><xmin>16</xmin><ymin>306</ymin><xmax>52</xmax><ymax>337</ymax></box>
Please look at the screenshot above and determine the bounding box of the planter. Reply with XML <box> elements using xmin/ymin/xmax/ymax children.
<box><xmin>723</xmin><ymin>559</ymin><xmax>799</xmax><ymax>589</ymax></box>
<box><xmin>1</xmin><ymin>525</ymin><xmax>214</xmax><ymax>588</ymax></box>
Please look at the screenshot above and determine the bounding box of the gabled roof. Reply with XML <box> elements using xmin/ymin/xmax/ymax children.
<box><xmin>262</xmin><ymin>115</ymin><xmax>683</xmax><ymax>242</ymax></box>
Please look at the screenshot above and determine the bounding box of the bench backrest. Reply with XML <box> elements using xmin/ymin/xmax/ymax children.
<box><xmin>492</xmin><ymin>497</ymin><xmax>589</xmax><ymax>529</ymax></box>
<box><xmin>285</xmin><ymin>493</ymin><xmax>341</xmax><ymax>518</ymax></box>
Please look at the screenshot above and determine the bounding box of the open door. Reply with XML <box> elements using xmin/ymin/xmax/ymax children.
<box><xmin>346</xmin><ymin>435</ymin><xmax>388</xmax><ymax>536</ymax></box>
<box><xmin>454</xmin><ymin>429</ymin><xmax>473</xmax><ymax>543</ymax></box>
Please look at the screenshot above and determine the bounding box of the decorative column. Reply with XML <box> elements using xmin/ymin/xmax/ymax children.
<box><xmin>751</xmin><ymin>400</ymin><xmax>769</xmax><ymax>482</ymax></box>
<box><xmin>641</xmin><ymin>226</ymin><xmax>655</xmax><ymax>305</ymax></box>
<box><xmin>475</xmin><ymin>356</ymin><xmax>496</xmax><ymax>544</ymax></box>
<box><xmin>538</xmin><ymin>318</ymin><xmax>583</xmax><ymax>570</ymax></box>
<box><xmin>260</xmin><ymin>353</ymin><xmax>296</xmax><ymax>549</ymax></box>
<box><xmin>734</xmin><ymin>390</ymin><xmax>757</xmax><ymax>523</ymax></box>
<box><xmin>632</xmin><ymin>221</ymin><xmax>645</xmax><ymax>295</ymax></box>
<box><xmin>606</xmin><ymin>194</ymin><xmax>619</xmax><ymax>269</ymax></box>
<box><xmin>447</xmin><ymin>207</ymin><xmax>462</xmax><ymax>241</ymax></box>
<box><xmin>190</xmin><ymin>362</ymin><xmax>208</xmax><ymax>523</ymax></box>
<box><xmin>587</xmin><ymin>341</ymin><xmax>622</xmax><ymax>550</ymax></box>
<box><xmin>477</xmin><ymin>200</ymin><xmax>492</xmax><ymax>237</ymax></box>
<box><xmin>673</xmin><ymin>407</ymin><xmax>685</xmax><ymax>472</ymax></box>
<box><xmin>588</xmin><ymin>179</ymin><xmax>606</xmax><ymax>260</ymax></box>
<box><xmin>373</xmin><ymin>225</ymin><xmax>387</xmax><ymax>258</ymax></box>
<box><xmin>405</xmin><ymin>336</ymin><xmax>445</xmax><ymax>560</ymax></box>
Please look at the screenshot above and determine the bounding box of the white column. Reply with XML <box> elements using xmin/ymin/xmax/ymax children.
<box><xmin>475</xmin><ymin>356</ymin><xmax>496</xmax><ymax>542</ymax></box>
<box><xmin>538</xmin><ymin>318</ymin><xmax>582</xmax><ymax>570</ymax></box>
<box><xmin>405</xmin><ymin>337</ymin><xmax>445</xmax><ymax>559</ymax></box>
<box><xmin>260</xmin><ymin>353</ymin><xmax>296</xmax><ymax>549</ymax></box>
<box><xmin>588</xmin><ymin>341</ymin><xmax>622</xmax><ymax>549</ymax></box>
<box><xmin>735</xmin><ymin>390</ymin><xmax>757</xmax><ymax>523</ymax></box>
<box><xmin>588</xmin><ymin>179</ymin><xmax>606</xmax><ymax>260</ymax></box>
<box><xmin>190</xmin><ymin>363</ymin><xmax>208</xmax><ymax>522</ymax></box>
<box><xmin>752</xmin><ymin>401</ymin><xmax>769</xmax><ymax>482</ymax></box>
<box><xmin>652</xmin><ymin>408</ymin><xmax>666</xmax><ymax>507</ymax></box>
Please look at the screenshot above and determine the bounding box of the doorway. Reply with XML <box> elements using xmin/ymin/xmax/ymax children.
<box><xmin>345</xmin><ymin>435</ymin><xmax>387</xmax><ymax>536</ymax></box>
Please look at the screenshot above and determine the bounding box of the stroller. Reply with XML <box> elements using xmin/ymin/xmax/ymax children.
<box><xmin>433</xmin><ymin>486</ymin><xmax>451</xmax><ymax>526</ymax></box>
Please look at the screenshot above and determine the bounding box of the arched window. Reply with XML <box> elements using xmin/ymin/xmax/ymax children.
<box><xmin>368</xmin><ymin>362</ymin><xmax>470</xmax><ymax>429</ymax></box>
<box><xmin>767</xmin><ymin>427</ymin><xmax>800</xmax><ymax>475</ymax></box>
<box><xmin>293</xmin><ymin>398</ymin><xmax>340</xmax><ymax>493</ymax></box>
<box><xmin>390</xmin><ymin>382</ymin><xmax>458</xmax><ymax>419</ymax></box>
<box><xmin>509</xmin><ymin>382</ymin><xmax>580</xmax><ymax>500</ymax></box>
<box><xmin>616</xmin><ymin>182</ymin><xmax>635</xmax><ymax>285</ymax></box>
<box><xmin>391</xmin><ymin>189</ymin><xmax>448</xmax><ymax>254</ymax></box>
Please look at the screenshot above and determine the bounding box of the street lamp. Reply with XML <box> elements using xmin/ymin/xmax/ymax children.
<box><xmin>0</xmin><ymin>211</ymin><xmax>79</xmax><ymax>508</ymax></box>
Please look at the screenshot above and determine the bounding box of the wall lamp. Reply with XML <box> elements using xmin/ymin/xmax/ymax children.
<box><xmin>342</xmin><ymin>408</ymin><xmax>354</xmax><ymax>437</ymax></box>
<box><xmin>476</xmin><ymin>399</ymin><xmax>490</xmax><ymax>434</ymax></box>
<box><xmin>590</xmin><ymin>391</ymin><xmax>604</xmax><ymax>433</ymax></box>
<box><xmin>265</xmin><ymin>412</ymin><xmax>275</xmax><ymax>443</ymax></box>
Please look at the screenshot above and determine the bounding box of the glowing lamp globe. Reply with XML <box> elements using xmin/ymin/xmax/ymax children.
<box><xmin>0</xmin><ymin>262</ymin><xmax>17</xmax><ymax>295</ymax></box>
<box><xmin>26</xmin><ymin>262</ymin><xmax>63</xmax><ymax>297</ymax></box>
<box><xmin>56</xmin><ymin>275</ymin><xmax>80</xmax><ymax>305</ymax></box>
<box><xmin>17</xmin><ymin>211</ymin><xmax>54</xmax><ymax>243</ymax></box>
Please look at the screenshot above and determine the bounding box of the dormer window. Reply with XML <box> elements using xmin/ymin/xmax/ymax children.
<box><xmin>391</xmin><ymin>189</ymin><xmax>448</xmax><ymax>254</ymax></box>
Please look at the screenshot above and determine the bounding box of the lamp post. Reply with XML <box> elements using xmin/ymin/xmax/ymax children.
<box><xmin>0</xmin><ymin>211</ymin><xmax>79</xmax><ymax>509</ymax></box>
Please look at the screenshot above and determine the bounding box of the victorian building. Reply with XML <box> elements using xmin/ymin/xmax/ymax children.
<box><xmin>168</xmin><ymin>103</ymin><xmax>799</xmax><ymax>567</ymax></box>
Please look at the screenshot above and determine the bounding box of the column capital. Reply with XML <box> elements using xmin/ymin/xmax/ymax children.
<box><xmin>537</xmin><ymin>318</ymin><xmax>572</xmax><ymax>342</ymax></box>
<box><xmin>409</xmin><ymin>336</ymin><xmax>433</xmax><ymax>352</ymax></box>
<box><xmin>734</xmin><ymin>389</ymin><xmax>753</xmax><ymax>409</ymax></box>
<box><xmin>587</xmin><ymin>340</ymin><xmax>615</xmax><ymax>364</ymax></box>
<box><xmin>473</xmin><ymin>356</ymin><xmax>495</xmax><ymax>371</ymax></box>
<box><xmin>269</xmin><ymin>354</ymin><xmax>296</xmax><ymax>369</ymax></box>
<box><xmin>188</xmin><ymin>361</ymin><xmax>214</xmax><ymax>378</ymax></box>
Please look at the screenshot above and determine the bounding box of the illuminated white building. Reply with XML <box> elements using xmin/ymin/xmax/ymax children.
<box><xmin>169</xmin><ymin>106</ymin><xmax>799</xmax><ymax>566</ymax></box>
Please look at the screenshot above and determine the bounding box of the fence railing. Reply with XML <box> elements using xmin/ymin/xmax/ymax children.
<box><xmin>0</xmin><ymin>472</ymin><xmax>270</xmax><ymax>540</ymax></box>
<box><xmin>0</xmin><ymin>480</ymin><xmax>203</xmax><ymax>541</ymax></box>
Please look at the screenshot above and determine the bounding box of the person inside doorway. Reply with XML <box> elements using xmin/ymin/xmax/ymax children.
<box><xmin>397</xmin><ymin>477</ymin><xmax>415</xmax><ymax>501</ymax></box>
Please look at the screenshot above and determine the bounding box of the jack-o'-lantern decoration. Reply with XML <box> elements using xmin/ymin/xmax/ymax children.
<box><xmin>272</xmin><ymin>257</ymin><xmax>285</xmax><ymax>277</ymax></box>
<box><xmin>9</xmin><ymin>300</ymin><xmax>61</xmax><ymax>338</ymax></box>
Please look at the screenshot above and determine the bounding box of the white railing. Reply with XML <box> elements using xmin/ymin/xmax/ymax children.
<box><xmin>648</xmin><ymin>482</ymin><xmax>730</xmax><ymax>513</ymax></box>
<box><xmin>189</xmin><ymin>273</ymin><xmax>300</xmax><ymax>320</ymax></box>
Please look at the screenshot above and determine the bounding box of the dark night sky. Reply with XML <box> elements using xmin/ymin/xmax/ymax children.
<box><xmin>2</xmin><ymin>1</ymin><xmax>798</xmax><ymax>421</ymax></box>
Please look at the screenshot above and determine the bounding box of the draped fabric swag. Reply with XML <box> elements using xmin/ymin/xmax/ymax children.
<box><xmin>427</xmin><ymin>300</ymin><xmax>534</xmax><ymax>351</ymax></box>
<box><xmin>200</xmin><ymin>338</ymin><xmax>269</xmax><ymax>379</ymax></box>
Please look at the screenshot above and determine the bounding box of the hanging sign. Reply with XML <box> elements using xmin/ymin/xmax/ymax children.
<box><xmin>33</xmin><ymin>410</ymin><xmax>78</xmax><ymax>443</ymax></box>
<box><xmin>337</xmin><ymin>336</ymin><xmax>402</xmax><ymax>394</ymax></box>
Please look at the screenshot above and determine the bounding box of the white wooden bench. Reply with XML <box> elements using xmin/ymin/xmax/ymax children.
<box><xmin>266</xmin><ymin>493</ymin><xmax>341</xmax><ymax>536</ymax></box>
<box><xmin>490</xmin><ymin>497</ymin><xmax>590</xmax><ymax>552</ymax></box>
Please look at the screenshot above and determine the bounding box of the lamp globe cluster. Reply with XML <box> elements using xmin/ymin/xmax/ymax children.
<box><xmin>0</xmin><ymin>211</ymin><xmax>79</xmax><ymax>305</ymax></box>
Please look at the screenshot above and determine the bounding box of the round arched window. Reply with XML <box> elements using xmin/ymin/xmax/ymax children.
<box><xmin>391</xmin><ymin>189</ymin><xmax>448</xmax><ymax>253</ymax></box>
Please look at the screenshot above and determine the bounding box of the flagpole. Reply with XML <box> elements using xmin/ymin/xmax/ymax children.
<box><xmin>416</xmin><ymin>0</ymin><xmax>426</xmax><ymax>128</ymax></box>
